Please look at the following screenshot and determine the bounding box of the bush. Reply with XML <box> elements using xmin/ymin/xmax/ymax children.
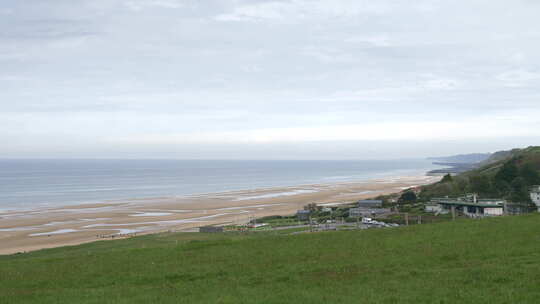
<box><xmin>399</xmin><ymin>191</ymin><xmax>417</xmax><ymax>204</ymax></box>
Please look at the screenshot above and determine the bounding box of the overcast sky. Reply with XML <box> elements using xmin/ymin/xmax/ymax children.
<box><xmin>1</xmin><ymin>0</ymin><xmax>539</xmax><ymax>159</ymax></box>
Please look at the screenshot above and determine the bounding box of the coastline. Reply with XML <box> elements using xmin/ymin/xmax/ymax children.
<box><xmin>0</xmin><ymin>174</ymin><xmax>440</xmax><ymax>255</ymax></box>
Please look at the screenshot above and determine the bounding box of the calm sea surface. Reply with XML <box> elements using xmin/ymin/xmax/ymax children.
<box><xmin>0</xmin><ymin>159</ymin><xmax>439</xmax><ymax>210</ymax></box>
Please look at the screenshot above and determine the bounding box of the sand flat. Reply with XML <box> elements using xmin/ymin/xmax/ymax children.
<box><xmin>0</xmin><ymin>175</ymin><xmax>439</xmax><ymax>255</ymax></box>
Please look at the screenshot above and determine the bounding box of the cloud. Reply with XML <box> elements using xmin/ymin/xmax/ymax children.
<box><xmin>0</xmin><ymin>8</ymin><xmax>13</xmax><ymax>15</ymax></box>
<box><xmin>107</xmin><ymin>109</ymin><xmax>540</xmax><ymax>145</ymax></box>
<box><xmin>1</xmin><ymin>0</ymin><xmax>540</xmax><ymax>158</ymax></box>
<box><xmin>123</xmin><ymin>0</ymin><xmax>187</xmax><ymax>10</ymax></box>
<box><xmin>215</xmin><ymin>0</ymin><xmax>395</xmax><ymax>22</ymax></box>
<box><xmin>496</xmin><ymin>69</ymin><xmax>540</xmax><ymax>87</ymax></box>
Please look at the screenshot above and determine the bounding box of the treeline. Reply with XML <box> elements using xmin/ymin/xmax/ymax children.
<box><xmin>419</xmin><ymin>154</ymin><xmax>540</xmax><ymax>204</ymax></box>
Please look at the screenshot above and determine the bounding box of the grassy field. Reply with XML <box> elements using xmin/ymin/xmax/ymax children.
<box><xmin>3</xmin><ymin>215</ymin><xmax>540</xmax><ymax>303</ymax></box>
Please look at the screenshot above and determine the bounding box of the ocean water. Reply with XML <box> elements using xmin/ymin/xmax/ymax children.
<box><xmin>0</xmin><ymin>159</ymin><xmax>438</xmax><ymax>210</ymax></box>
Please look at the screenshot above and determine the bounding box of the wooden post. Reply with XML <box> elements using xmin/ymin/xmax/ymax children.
<box><xmin>451</xmin><ymin>206</ymin><xmax>456</xmax><ymax>221</ymax></box>
<box><xmin>405</xmin><ymin>213</ymin><xmax>409</xmax><ymax>226</ymax></box>
<box><xmin>418</xmin><ymin>215</ymin><xmax>422</xmax><ymax>225</ymax></box>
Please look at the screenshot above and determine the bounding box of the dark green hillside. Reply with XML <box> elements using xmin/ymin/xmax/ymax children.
<box><xmin>3</xmin><ymin>215</ymin><xmax>540</xmax><ymax>303</ymax></box>
<box><xmin>420</xmin><ymin>146</ymin><xmax>540</xmax><ymax>203</ymax></box>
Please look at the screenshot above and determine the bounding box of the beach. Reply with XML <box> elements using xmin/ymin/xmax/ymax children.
<box><xmin>0</xmin><ymin>175</ymin><xmax>439</xmax><ymax>255</ymax></box>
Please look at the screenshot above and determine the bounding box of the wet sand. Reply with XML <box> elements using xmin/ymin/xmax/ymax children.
<box><xmin>0</xmin><ymin>175</ymin><xmax>440</xmax><ymax>255</ymax></box>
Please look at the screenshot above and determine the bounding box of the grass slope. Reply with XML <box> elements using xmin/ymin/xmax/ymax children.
<box><xmin>3</xmin><ymin>216</ymin><xmax>540</xmax><ymax>303</ymax></box>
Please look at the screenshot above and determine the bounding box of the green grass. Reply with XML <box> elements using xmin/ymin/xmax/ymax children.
<box><xmin>265</xmin><ymin>218</ymin><xmax>304</xmax><ymax>227</ymax></box>
<box><xmin>3</xmin><ymin>215</ymin><xmax>540</xmax><ymax>303</ymax></box>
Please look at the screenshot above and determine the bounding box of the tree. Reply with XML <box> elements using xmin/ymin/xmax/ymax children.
<box><xmin>510</xmin><ymin>177</ymin><xmax>531</xmax><ymax>203</ymax></box>
<box><xmin>455</xmin><ymin>178</ymin><xmax>469</xmax><ymax>193</ymax></box>
<box><xmin>495</xmin><ymin>161</ymin><xmax>519</xmax><ymax>184</ymax></box>
<box><xmin>304</xmin><ymin>203</ymin><xmax>320</xmax><ymax>212</ymax></box>
<box><xmin>469</xmin><ymin>175</ymin><xmax>492</xmax><ymax>195</ymax></box>
<box><xmin>520</xmin><ymin>164</ymin><xmax>540</xmax><ymax>185</ymax></box>
<box><xmin>441</xmin><ymin>174</ymin><xmax>453</xmax><ymax>183</ymax></box>
<box><xmin>399</xmin><ymin>191</ymin><xmax>417</xmax><ymax>204</ymax></box>
<box><xmin>493</xmin><ymin>179</ymin><xmax>511</xmax><ymax>197</ymax></box>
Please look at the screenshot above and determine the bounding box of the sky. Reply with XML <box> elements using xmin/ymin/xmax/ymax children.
<box><xmin>1</xmin><ymin>0</ymin><xmax>540</xmax><ymax>159</ymax></box>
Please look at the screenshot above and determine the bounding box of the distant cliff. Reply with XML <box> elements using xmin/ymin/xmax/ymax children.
<box><xmin>428</xmin><ymin>153</ymin><xmax>492</xmax><ymax>174</ymax></box>
<box><xmin>428</xmin><ymin>153</ymin><xmax>492</xmax><ymax>164</ymax></box>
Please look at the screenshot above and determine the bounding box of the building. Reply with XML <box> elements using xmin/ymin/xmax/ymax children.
<box><xmin>349</xmin><ymin>208</ymin><xmax>362</xmax><ymax>218</ymax></box>
<box><xmin>247</xmin><ymin>223</ymin><xmax>268</xmax><ymax>229</ymax></box>
<box><xmin>438</xmin><ymin>201</ymin><xmax>504</xmax><ymax>217</ymax></box>
<box><xmin>505</xmin><ymin>203</ymin><xmax>531</xmax><ymax>215</ymax></box>
<box><xmin>427</xmin><ymin>194</ymin><xmax>505</xmax><ymax>217</ymax></box>
<box><xmin>424</xmin><ymin>203</ymin><xmax>441</xmax><ymax>213</ymax></box>
<box><xmin>357</xmin><ymin>199</ymin><xmax>383</xmax><ymax>208</ymax></box>
<box><xmin>321</xmin><ymin>207</ymin><xmax>332</xmax><ymax>213</ymax></box>
<box><xmin>199</xmin><ymin>226</ymin><xmax>224</xmax><ymax>233</ymax></box>
<box><xmin>296</xmin><ymin>209</ymin><xmax>311</xmax><ymax>221</ymax></box>
<box><xmin>349</xmin><ymin>207</ymin><xmax>390</xmax><ymax>217</ymax></box>
<box><xmin>531</xmin><ymin>185</ymin><xmax>540</xmax><ymax>211</ymax></box>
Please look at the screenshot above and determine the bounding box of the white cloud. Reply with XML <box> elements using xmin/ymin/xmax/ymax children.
<box><xmin>2</xmin><ymin>0</ymin><xmax>540</xmax><ymax>158</ymax></box>
<box><xmin>124</xmin><ymin>0</ymin><xmax>185</xmax><ymax>10</ymax></box>
<box><xmin>215</xmin><ymin>1</ymin><xmax>292</xmax><ymax>22</ymax></box>
<box><xmin>108</xmin><ymin>110</ymin><xmax>540</xmax><ymax>145</ymax></box>
<box><xmin>344</xmin><ymin>35</ymin><xmax>393</xmax><ymax>47</ymax></box>
<box><xmin>496</xmin><ymin>69</ymin><xmax>540</xmax><ymax>87</ymax></box>
<box><xmin>0</xmin><ymin>8</ymin><xmax>13</xmax><ymax>15</ymax></box>
<box><xmin>315</xmin><ymin>76</ymin><xmax>461</xmax><ymax>103</ymax></box>
<box><xmin>215</xmin><ymin>0</ymin><xmax>395</xmax><ymax>22</ymax></box>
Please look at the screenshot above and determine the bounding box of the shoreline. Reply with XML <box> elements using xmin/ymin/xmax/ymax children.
<box><xmin>0</xmin><ymin>174</ymin><xmax>440</xmax><ymax>255</ymax></box>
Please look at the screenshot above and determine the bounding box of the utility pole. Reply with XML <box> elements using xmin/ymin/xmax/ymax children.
<box><xmin>451</xmin><ymin>206</ymin><xmax>456</xmax><ymax>221</ymax></box>
<box><xmin>405</xmin><ymin>213</ymin><xmax>409</xmax><ymax>226</ymax></box>
<box><xmin>418</xmin><ymin>215</ymin><xmax>422</xmax><ymax>225</ymax></box>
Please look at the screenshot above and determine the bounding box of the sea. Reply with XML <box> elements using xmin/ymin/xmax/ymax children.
<box><xmin>0</xmin><ymin>159</ymin><xmax>439</xmax><ymax>211</ymax></box>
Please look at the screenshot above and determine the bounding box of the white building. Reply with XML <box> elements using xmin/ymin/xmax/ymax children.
<box><xmin>321</xmin><ymin>207</ymin><xmax>332</xmax><ymax>213</ymax></box>
<box><xmin>531</xmin><ymin>185</ymin><xmax>540</xmax><ymax>211</ymax></box>
<box><xmin>427</xmin><ymin>194</ymin><xmax>505</xmax><ymax>217</ymax></box>
<box><xmin>425</xmin><ymin>204</ymin><xmax>441</xmax><ymax>213</ymax></box>
<box><xmin>349</xmin><ymin>207</ymin><xmax>390</xmax><ymax>217</ymax></box>
<box><xmin>296</xmin><ymin>210</ymin><xmax>311</xmax><ymax>221</ymax></box>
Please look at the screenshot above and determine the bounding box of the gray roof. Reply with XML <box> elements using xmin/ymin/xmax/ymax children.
<box><xmin>436</xmin><ymin>201</ymin><xmax>503</xmax><ymax>208</ymax></box>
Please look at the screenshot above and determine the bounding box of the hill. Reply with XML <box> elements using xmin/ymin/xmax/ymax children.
<box><xmin>428</xmin><ymin>153</ymin><xmax>492</xmax><ymax>164</ymax></box>
<box><xmin>3</xmin><ymin>215</ymin><xmax>540</xmax><ymax>303</ymax></box>
<box><xmin>427</xmin><ymin>153</ymin><xmax>492</xmax><ymax>174</ymax></box>
<box><xmin>420</xmin><ymin>146</ymin><xmax>540</xmax><ymax>203</ymax></box>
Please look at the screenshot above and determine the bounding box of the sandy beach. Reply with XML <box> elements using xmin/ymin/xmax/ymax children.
<box><xmin>0</xmin><ymin>175</ymin><xmax>440</xmax><ymax>255</ymax></box>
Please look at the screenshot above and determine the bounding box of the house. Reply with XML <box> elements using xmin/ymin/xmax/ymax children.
<box><xmin>199</xmin><ymin>226</ymin><xmax>224</xmax><ymax>233</ymax></box>
<box><xmin>296</xmin><ymin>209</ymin><xmax>311</xmax><ymax>221</ymax></box>
<box><xmin>349</xmin><ymin>208</ymin><xmax>362</xmax><ymax>218</ymax></box>
<box><xmin>505</xmin><ymin>203</ymin><xmax>531</xmax><ymax>215</ymax></box>
<box><xmin>531</xmin><ymin>185</ymin><xmax>540</xmax><ymax>211</ymax></box>
<box><xmin>247</xmin><ymin>223</ymin><xmax>268</xmax><ymax>229</ymax></box>
<box><xmin>349</xmin><ymin>207</ymin><xmax>391</xmax><ymax>217</ymax></box>
<box><xmin>357</xmin><ymin>199</ymin><xmax>383</xmax><ymax>208</ymax></box>
<box><xmin>427</xmin><ymin>194</ymin><xmax>505</xmax><ymax>217</ymax></box>
<box><xmin>424</xmin><ymin>203</ymin><xmax>441</xmax><ymax>213</ymax></box>
<box><xmin>321</xmin><ymin>207</ymin><xmax>332</xmax><ymax>213</ymax></box>
<box><xmin>439</xmin><ymin>201</ymin><xmax>504</xmax><ymax>217</ymax></box>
